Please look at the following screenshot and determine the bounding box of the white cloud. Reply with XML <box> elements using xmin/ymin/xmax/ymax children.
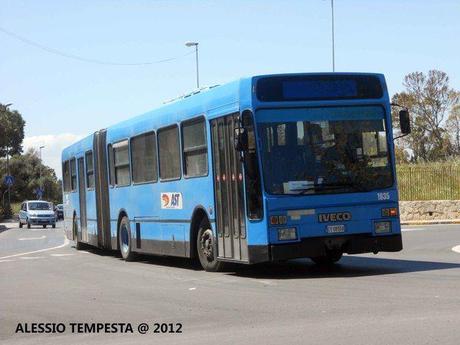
<box><xmin>23</xmin><ymin>133</ymin><xmax>84</xmax><ymax>178</ymax></box>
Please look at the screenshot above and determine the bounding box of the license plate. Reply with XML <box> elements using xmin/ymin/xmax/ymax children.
<box><xmin>326</xmin><ymin>224</ymin><xmax>345</xmax><ymax>233</ymax></box>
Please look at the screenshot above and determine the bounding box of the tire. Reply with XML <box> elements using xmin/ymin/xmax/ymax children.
<box><xmin>52</xmin><ymin>224</ymin><xmax>56</xmax><ymax>229</ymax></box>
<box><xmin>73</xmin><ymin>217</ymin><xmax>84</xmax><ymax>250</ymax></box>
<box><xmin>118</xmin><ymin>216</ymin><xmax>136</xmax><ymax>261</ymax></box>
<box><xmin>27</xmin><ymin>220</ymin><xmax>31</xmax><ymax>229</ymax></box>
<box><xmin>311</xmin><ymin>249</ymin><xmax>343</xmax><ymax>265</ymax></box>
<box><xmin>19</xmin><ymin>221</ymin><xmax>23</xmax><ymax>228</ymax></box>
<box><xmin>43</xmin><ymin>225</ymin><xmax>47</xmax><ymax>229</ymax></box>
<box><xmin>196</xmin><ymin>218</ymin><xmax>225</xmax><ymax>272</ymax></box>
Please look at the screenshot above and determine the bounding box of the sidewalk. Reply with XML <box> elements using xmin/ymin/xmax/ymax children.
<box><xmin>401</xmin><ymin>219</ymin><xmax>460</xmax><ymax>225</ymax></box>
<box><xmin>0</xmin><ymin>219</ymin><xmax>18</xmax><ymax>233</ymax></box>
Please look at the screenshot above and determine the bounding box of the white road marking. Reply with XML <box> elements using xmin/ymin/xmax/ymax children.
<box><xmin>0</xmin><ymin>259</ymin><xmax>15</xmax><ymax>263</ymax></box>
<box><xmin>50</xmin><ymin>253</ymin><xmax>74</xmax><ymax>257</ymax></box>
<box><xmin>188</xmin><ymin>287</ymin><xmax>196</xmax><ymax>291</ymax></box>
<box><xmin>0</xmin><ymin>237</ymin><xmax>69</xmax><ymax>260</ymax></box>
<box><xmin>255</xmin><ymin>279</ymin><xmax>276</xmax><ymax>286</ymax></box>
<box><xmin>402</xmin><ymin>228</ymin><xmax>425</xmax><ymax>232</ymax></box>
<box><xmin>18</xmin><ymin>236</ymin><xmax>46</xmax><ymax>241</ymax></box>
<box><xmin>452</xmin><ymin>245</ymin><xmax>460</xmax><ymax>254</ymax></box>
<box><xmin>20</xmin><ymin>256</ymin><xmax>44</xmax><ymax>260</ymax></box>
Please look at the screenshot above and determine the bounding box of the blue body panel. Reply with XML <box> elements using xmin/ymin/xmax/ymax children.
<box><xmin>62</xmin><ymin>72</ymin><xmax>401</xmax><ymax>262</ymax></box>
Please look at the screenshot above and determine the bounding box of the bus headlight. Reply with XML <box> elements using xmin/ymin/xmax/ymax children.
<box><xmin>278</xmin><ymin>227</ymin><xmax>297</xmax><ymax>241</ymax></box>
<box><xmin>374</xmin><ymin>221</ymin><xmax>391</xmax><ymax>234</ymax></box>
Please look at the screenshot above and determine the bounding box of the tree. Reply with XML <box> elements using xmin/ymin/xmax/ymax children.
<box><xmin>0</xmin><ymin>103</ymin><xmax>26</xmax><ymax>158</ymax></box>
<box><xmin>0</xmin><ymin>149</ymin><xmax>62</xmax><ymax>205</ymax></box>
<box><xmin>446</xmin><ymin>105</ymin><xmax>460</xmax><ymax>155</ymax></box>
<box><xmin>392</xmin><ymin>70</ymin><xmax>459</xmax><ymax>162</ymax></box>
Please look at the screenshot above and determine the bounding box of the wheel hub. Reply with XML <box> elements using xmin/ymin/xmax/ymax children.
<box><xmin>120</xmin><ymin>225</ymin><xmax>129</xmax><ymax>254</ymax></box>
<box><xmin>200</xmin><ymin>229</ymin><xmax>214</xmax><ymax>261</ymax></box>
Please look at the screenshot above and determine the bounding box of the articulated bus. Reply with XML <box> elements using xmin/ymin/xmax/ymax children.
<box><xmin>62</xmin><ymin>73</ymin><xmax>410</xmax><ymax>271</ymax></box>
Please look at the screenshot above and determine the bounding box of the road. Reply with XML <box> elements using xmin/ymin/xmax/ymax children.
<box><xmin>1</xmin><ymin>222</ymin><xmax>459</xmax><ymax>345</ymax></box>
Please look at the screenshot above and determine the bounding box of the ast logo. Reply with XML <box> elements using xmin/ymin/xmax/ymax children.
<box><xmin>161</xmin><ymin>192</ymin><xmax>183</xmax><ymax>209</ymax></box>
<box><xmin>318</xmin><ymin>212</ymin><xmax>352</xmax><ymax>223</ymax></box>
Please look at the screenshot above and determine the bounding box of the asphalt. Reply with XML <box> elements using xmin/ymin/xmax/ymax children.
<box><xmin>0</xmin><ymin>222</ymin><xmax>459</xmax><ymax>345</ymax></box>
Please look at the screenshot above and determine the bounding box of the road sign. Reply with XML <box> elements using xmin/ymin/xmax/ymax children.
<box><xmin>4</xmin><ymin>175</ymin><xmax>14</xmax><ymax>187</ymax></box>
<box><xmin>34</xmin><ymin>188</ymin><xmax>44</xmax><ymax>199</ymax></box>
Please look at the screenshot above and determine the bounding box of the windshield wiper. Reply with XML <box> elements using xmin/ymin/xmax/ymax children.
<box><xmin>321</xmin><ymin>182</ymin><xmax>369</xmax><ymax>192</ymax></box>
<box><xmin>292</xmin><ymin>182</ymin><xmax>368</xmax><ymax>195</ymax></box>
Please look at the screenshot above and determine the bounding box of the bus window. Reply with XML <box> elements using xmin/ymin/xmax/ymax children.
<box><xmin>85</xmin><ymin>151</ymin><xmax>95</xmax><ymax>189</ymax></box>
<box><xmin>113</xmin><ymin>140</ymin><xmax>130</xmax><ymax>186</ymax></box>
<box><xmin>242</xmin><ymin>111</ymin><xmax>263</xmax><ymax>220</ymax></box>
<box><xmin>131</xmin><ymin>132</ymin><xmax>157</xmax><ymax>183</ymax></box>
<box><xmin>70</xmin><ymin>158</ymin><xmax>77</xmax><ymax>192</ymax></box>
<box><xmin>108</xmin><ymin>144</ymin><xmax>115</xmax><ymax>186</ymax></box>
<box><xmin>63</xmin><ymin>160</ymin><xmax>71</xmax><ymax>192</ymax></box>
<box><xmin>158</xmin><ymin>125</ymin><xmax>181</xmax><ymax>180</ymax></box>
<box><xmin>182</xmin><ymin>118</ymin><xmax>207</xmax><ymax>177</ymax></box>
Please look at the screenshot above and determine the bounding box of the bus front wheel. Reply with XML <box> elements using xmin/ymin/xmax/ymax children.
<box><xmin>119</xmin><ymin>216</ymin><xmax>136</xmax><ymax>261</ymax></box>
<box><xmin>311</xmin><ymin>249</ymin><xmax>343</xmax><ymax>265</ymax></box>
<box><xmin>196</xmin><ymin>219</ymin><xmax>224</xmax><ymax>272</ymax></box>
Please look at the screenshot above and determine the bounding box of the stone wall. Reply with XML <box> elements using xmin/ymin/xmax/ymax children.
<box><xmin>399</xmin><ymin>200</ymin><xmax>460</xmax><ymax>221</ymax></box>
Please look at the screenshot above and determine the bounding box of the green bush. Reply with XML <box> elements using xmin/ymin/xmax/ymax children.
<box><xmin>1</xmin><ymin>203</ymin><xmax>13</xmax><ymax>220</ymax></box>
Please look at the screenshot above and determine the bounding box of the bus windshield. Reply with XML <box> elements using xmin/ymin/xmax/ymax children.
<box><xmin>257</xmin><ymin>106</ymin><xmax>393</xmax><ymax>195</ymax></box>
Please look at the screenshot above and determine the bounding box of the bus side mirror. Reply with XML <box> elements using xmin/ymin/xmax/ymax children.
<box><xmin>234</xmin><ymin>127</ymin><xmax>248</xmax><ymax>151</ymax></box>
<box><xmin>399</xmin><ymin>110</ymin><xmax>411</xmax><ymax>135</ymax></box>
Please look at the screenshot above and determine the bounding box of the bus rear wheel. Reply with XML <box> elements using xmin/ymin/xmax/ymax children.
<box><xmin>119</xmin><ymin>216</ymin><xmax>136</xmax><ymax>261</ymax></box>
<box><xmin>196</xmin><ymin>219</ymin><xmax>224</xmax><ymax>272</ymax></box>
<box><xmin>311</xmin><ymin>249</ymin><xmax>343</xmax><ymax>265</ymax></box>
<box><xmin>73</xmin><ymin>217</ymin><xmax>84</xmax><ymax>250</ymax></box>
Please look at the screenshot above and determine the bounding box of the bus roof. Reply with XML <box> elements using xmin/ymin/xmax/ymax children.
<box><xmin>62</xmin><ymin>72</ymin><xmax>386</xmax><ymax>160</ymax></box>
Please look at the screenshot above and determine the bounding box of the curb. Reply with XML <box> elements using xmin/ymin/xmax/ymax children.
<box><xmin>401</xmin><ymin>219</ymin><xmax>460</xmax><ymax>225</ymax></box>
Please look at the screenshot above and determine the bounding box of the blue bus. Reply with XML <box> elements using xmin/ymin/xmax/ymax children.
<box><xmin>61</xmin><ymin>73</ymin><xmax>410</xmax><ymax>271</ymax></box>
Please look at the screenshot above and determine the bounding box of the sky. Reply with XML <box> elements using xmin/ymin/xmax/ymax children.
<box><xmin>1</xmin><ymin>0</ymin><xmax>459</xmax><ymax>177</ymax></box>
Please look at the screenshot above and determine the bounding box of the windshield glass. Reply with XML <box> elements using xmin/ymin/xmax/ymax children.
<box><xmin>28</xmin><ymin>202</ymin><xmax>52</xmax><ymax>210</ymax></box>
<box><xmin>257</xmin><ymin>106</ymin><xmax>393</xmax><ymax>195</ymax></box>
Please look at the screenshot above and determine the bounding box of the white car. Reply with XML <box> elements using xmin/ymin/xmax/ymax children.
<box><xmin>19</xmin><ymin>200</ymin><xmax>56</xmax><ymax>229</ymax></box>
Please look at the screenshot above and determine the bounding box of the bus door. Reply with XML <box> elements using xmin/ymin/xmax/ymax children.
<box><xmin>211</xmin><ymin>114</ymin><xmax>248</xmax><ymax>262</ymax></box>
<box><xmin>93</xmin><ymin>130</ymin><xmax>112</xmax><ymax>249</ymax></box>
<box><xmin>77</xmin><ymin>157</ymin><xmax>88</xmax><ymax>242</ymax></box>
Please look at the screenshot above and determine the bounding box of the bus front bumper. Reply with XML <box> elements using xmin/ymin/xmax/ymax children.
<box><xmin>248</xmin><ymin>234</ymin><xmax>402</xmax><ymax>263</ymax></box>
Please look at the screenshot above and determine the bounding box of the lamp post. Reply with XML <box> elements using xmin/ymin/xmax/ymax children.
<box><xmin>39</xmin><ymin>145</ymin><xmax>45</xmax><ymax>200</ymax></box>
<box><xmin>185</xmin><ymin>41</ymin><xmax>200</xmax><ymax>89</ymax></box>
<box><xmin>2</xmin><ymin>103</ymin><xmax>13</xmax><ymax>213</ymax></box>
<box><xmin>330</xmin><ymin>0</ymin><xmax>335</xmax><ymax>72</ymax></box>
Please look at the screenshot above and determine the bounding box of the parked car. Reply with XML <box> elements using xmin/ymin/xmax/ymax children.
<box><xmin>18</xmin><ymin>200</ymin><xmax>56</xmax><ymax>229</ymax></box>
<box><xmin>55</xmin><ymin>204</ymin><xmax>64</xmax><ymax>220</ymax></box>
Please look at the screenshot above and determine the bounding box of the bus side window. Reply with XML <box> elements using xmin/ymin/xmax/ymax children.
<box><xmin>63</xmin><ymin>160</ymin><xmax>70</xmax><ymax>192</ymax></box>
<box><xmin>108</xmin><ymin>144</ymin><xmax>115</xmax><ymax>186</ymax></box>
<box><xmin>182</xmin><ymin>117</ymin><xmax>208</xmax><ymax>177</ymax></box>
<box><xmin>85</xmin><ymin>151</ymin><xmax>95</xmax><ymax>189</ymax></box>
<box><xmin>242</xmin><ymin>110</ymin><xmax>263</xmax><ymax>220</ymax></box>
<box><xmin>131</xmin><ymin>132</ymin><xmax>158</xmax><ymax>183</ymax></box>
<box><xmin>113</xmin><ymin>140</ymin><xmax>131</xmax><ymax>186</ymax></box>
<box><xmin>158</xmin><ymin>125</ymin><xmax>181</xmax><ymax>180</ymax></box>
<box><xmin>70</xmin><ymin>158</ymin><xmax>77</xmax><ymax>192</ymax></box>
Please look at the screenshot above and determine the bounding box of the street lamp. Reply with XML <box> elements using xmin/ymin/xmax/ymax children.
<box><xmin>185</xmin><ymin>41</ymin><xmax>200</xmax><ymax>89</ymax></box>
<box><xmin>2</xmin><ymin>103</ymin><xmax>13</xmax><ymax>214</ymax></box>
<box><xmin>39</xmin><ymin>145</ymin><xmax>45</xmax><ymax>200</ymax></box>
<box><xmin>330</xmin><ymin>0</ymin><xmax>335</xmax><ymax>72</ymax></box>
